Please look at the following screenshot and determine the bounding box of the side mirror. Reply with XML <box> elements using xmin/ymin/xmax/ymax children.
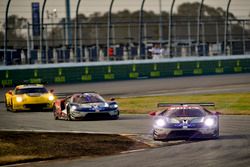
<box><xmin>8</xmin><ymin>90</ymin><xmax>13</xmax><ymax>95</ymax></box>
<box><xmin>149</xmin><ymin>111</ymin><xmax>156</xmax><ymax>116</ymax></box>
<box><xmin>110</xmin><ymin>98</ymin><xmax>115</xmax><ymax>101</ymax></box>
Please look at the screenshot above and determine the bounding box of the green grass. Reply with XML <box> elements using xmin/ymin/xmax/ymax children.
<box><xmin>117</xmin><ymin>93</ymin><xmax>250</xmax><ymax>115</ymax></box>
<box><xmin>0</xmin><ymin>132</ymin><xmax>148</xmax><ymax>166</ymax></box>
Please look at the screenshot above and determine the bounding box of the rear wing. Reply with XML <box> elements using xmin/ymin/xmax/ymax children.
<box><xmin>157</xmin><ymin>103</ymin><xmax>215</xmax><ymax>107</ymax></box>
<box><xmin>55</xmin><ymin>91</ymin><xmax>98</xmax><ymax>99</ymax></box>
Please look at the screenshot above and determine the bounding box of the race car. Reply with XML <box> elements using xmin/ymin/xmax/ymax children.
<box><xmin>5</xmin><ymin>84</ymin><xmax>56</xmax><ymax>112</ymax></box>
<box><xmin>53</xmin><ymin>92</ymin><xmax>119</xmax><ymax>120</ymax></box>
<box><xmin>150</xmin><ymin>103</ymin><xmax>220</xmax><ymax>140</ymax></box>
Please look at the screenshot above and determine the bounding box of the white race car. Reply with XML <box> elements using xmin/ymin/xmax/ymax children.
<box><xmin>151</xmin><ymin>103</ymin><xmax>220</xmax><ymax>140</ymax></box>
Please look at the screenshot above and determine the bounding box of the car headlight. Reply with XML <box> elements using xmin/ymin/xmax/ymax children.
<box><xmin>104</xmin><ymin>103</ymin><xmax>109</xmax><ymax>107</ymax></box>
<box><xmin>16</xmin><ymin>96</ymin><xmax>23</xmax><ymax>103</ymax></box>
<box><xmin>204</xmin><ymin>118</ymin><xmax>215</xmax><ymax>127</ymax></box>
<box><xmin>48</xmin><ymin>95</ymin><xmax>55</xmax><ymax>101</ymax></box>
<box><xmin>155</xmin><ymin>119</ymin><xmax>166</xmax><ymax>127</ymax></box>
<box><xmin>110</xmin><ymin>104</ymin><xmax>118</xmax><ymax>109</ymax></box>
<box><xmin>71</xmin><ymin>105</ymin><xmax>78</xmax><ymax>111</ymax></box>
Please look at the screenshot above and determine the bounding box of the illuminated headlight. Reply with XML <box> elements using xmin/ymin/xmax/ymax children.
<box><xmin>104</xmin><ymin>103</ymin><xmax>109</xmax><ymax>107</ymax></box>
<box><xmin>16</xmin><ymin>96</ymin><xmax>23</xmax><ymax>103</ymax></box>
<box><xmin>71</xmin><ymin>105</ymin><xmax>78</xmax><ymax>111</ymax></box>
<box><xmin>48</xmin><ymin>95</ymin><xmax>55</xmax><ymax>101</ymax></box>
<box><xmin>155</xmin><ymin>119</ymin><xmax>166</xmax><ymax>127</ymax></box>
<box><xmin>204</xmin><ymin>118</ymin><xmax>215</xmax><ymax>127</ymax></box>
<box><xmin>110</xmin><ymin>104</ymin><xmax>118</xmax><ymax>109</ymax></box>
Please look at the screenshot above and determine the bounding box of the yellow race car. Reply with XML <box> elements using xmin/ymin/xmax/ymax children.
<box><xmin>5</xmin><ymin>84</ymin><xmax>56</xmax><ymax>112</ymax></box>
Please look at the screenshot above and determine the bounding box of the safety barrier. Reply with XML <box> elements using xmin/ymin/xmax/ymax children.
<box><xmin>1</xmin><ymin>55</ymin><xmax>250</xmax><ymax>87</ymax></box>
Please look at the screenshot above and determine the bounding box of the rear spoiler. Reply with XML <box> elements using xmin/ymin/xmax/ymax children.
<box><xmin>157</xmin><ymin>103</ymin><xmax>215</xmax><ymax>107</ymax></box>
<box><xmin>55</xmin><ymin>91</ymin><xmax>98</xmax><ymax>98</ymax></box>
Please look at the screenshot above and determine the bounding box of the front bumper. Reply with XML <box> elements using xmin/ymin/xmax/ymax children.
<box><xmin>153</xmin><ymin>126</ymin><xmax>218</xmax><ymax>140</ymax></box>
<box><xmin>70</xmin><ymin>109</ymin><xmax>119</xmax><ymax>119</ymax></box>
<box><xmin>13</xmin><ymin>102</ymin><xmax>54</xmax><ymax>111</ymax></box>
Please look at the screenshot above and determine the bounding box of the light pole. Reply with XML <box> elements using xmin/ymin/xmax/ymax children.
<box><xmin>224</xmin><ymin>0</ymin><xmax>232</xmax><ymax>55</ymax></box>
<box><xmin>75</xmin><ymin>0</ymin><xmax>82</xmax><ymax>62</ymax></box>
<box><xmin>4</xmin><ymin>0</ymin><xmax>12</xmax><ymax>65</ymax></box>
<box><xmin>107</xmin><ymin>0</ymin><xmax>115</xmax><ymax>61</ymax></box>
<box><xmin>168</xmin><ymin>0</ymin><xmax>175</xmax><ymax>58</ymax></box>
<box><xmin>139</xmin><ymin>0</ymin><xmax>146</xmax><ymax>59</ymax></box>
<box><xmin>197</xmin><ymin>0</ymin><xmax>205</xmax><ymax>56</ymax></box>
<box><xmin>159</xmin><ymin>0</ymin><xmax>163</xmax><ymax>49</ymax></box>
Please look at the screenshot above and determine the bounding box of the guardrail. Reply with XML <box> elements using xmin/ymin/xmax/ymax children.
<box><xmin>1</xmin><ymin>55</ymin><xmax>250</xmax><ymax>87</ymax></box>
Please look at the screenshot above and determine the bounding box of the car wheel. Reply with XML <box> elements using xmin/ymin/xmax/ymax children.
<box><xmin>4</xmin><ymin>97</ymin><xmax>10</xmax><ymax>111</ymax></box>
<box><xmin>213</xmin><ymin>129</ymin><xmax>219</xmax><ymax>139</ymax></box>
<box><xmin>67</xmin><ymin>107</ymin><xmax>73</xmax><ymax>121</ymax></box>
<box><xmin>53</xmin><ymin>106</ymin><xmax>58</xmax><ymax>120</ymax></box>
<box><xmin>10</xmin><ymin>100</ymin><xmax>16</xmax><ymax>112</ymax></box>
<box><xmin>111</xmin><ymin>115</ymin><xmax>119</xmax><ymax>120</ymax></box>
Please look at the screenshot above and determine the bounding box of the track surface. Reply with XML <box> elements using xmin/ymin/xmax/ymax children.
<box><xmin>1</xmin><ymin>74</ymin><xmax>250</xmax><ymax>167</ymax></box>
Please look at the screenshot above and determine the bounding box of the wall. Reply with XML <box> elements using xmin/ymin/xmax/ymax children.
<box><xmin>1</xmin><ymin>55</ymin><xmax>250</xmax><ymax>87</ymax></box>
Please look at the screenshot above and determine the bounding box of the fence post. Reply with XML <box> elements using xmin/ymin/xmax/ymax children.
<box><xmin>4</xmin><ymin>0</ymin><xmax>12</xmax><ymax>65</ymax></box>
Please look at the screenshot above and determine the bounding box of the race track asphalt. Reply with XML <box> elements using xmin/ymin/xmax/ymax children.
<box><xmin>0</xmin><ymin>73</ymin><xmax>250</xmax><ymax>167</ymax></box>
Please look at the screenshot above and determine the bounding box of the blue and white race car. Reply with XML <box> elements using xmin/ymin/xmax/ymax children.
<box><xmin>150</xmin><ymin>103</ymin><xmax>220</xmax><ymax>140</ymax></box>
<box><xmin>53</xmin><ymin>92</ymin><xmax>119</xmax><ymax>120</ymax></box>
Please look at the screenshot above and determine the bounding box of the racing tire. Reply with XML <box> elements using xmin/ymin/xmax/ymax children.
<box><xmin>212</xmin><ymin>129</ymin><xmax>219</xmax><ymax>139</ymax></box>
<box><xmin>53</xmin><ymin>106</ymin><xmax>58</xmax><ymax>120</ymax></box>
<box><xmin>10</xmin><ymin>100</ymin><xmax>16</xmax><ymax>112</ymax></box>
<box><xmin>4</xmin><ymin>97</ymin><xmax>10</xmax><ymax>111</ymax></box>
<box><xmin>111</xmin><ymin>115</ymin><xmax>119</xmax><ymax>120</ymax></box>
<box><xmin>110</xmin><ymin>111</ymin><xmax>119</xmax><ymax>120</ymax></box>
<box><xmin>67</xmin><ymin>107</ymin><xmax>73</xmax><ymax>121</ymax></box>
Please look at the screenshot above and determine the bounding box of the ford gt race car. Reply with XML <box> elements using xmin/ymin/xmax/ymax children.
<box><xmin>53</xmin><ymin>92</ymin><xmax>119</xmax><ymax>120</ymax></box>
<box><xmin>5</xmin><ymin>84</ymin><xmax>56</xmax><ymax>112</ymax></box>
<box><xmin>151</xmin><ymin>103</ymin><xmax>219</xmax><ymax>140</ymax></box>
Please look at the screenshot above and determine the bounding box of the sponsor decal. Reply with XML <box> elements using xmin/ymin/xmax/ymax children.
<box><xmin>174</xmin><ymin>63</ymin><xmax>183</xmax><ymax>76</ymax></box>
<box><xmin>215</xmin><ymin>61</ymin><xmax>224</xmax><ymax>73</ymax></box>
<box><xmin>150</xmin><ymin>64</ymin><xmax>160</xmax><ymax>77</ymax></box>
<box><xmin>234</xmin><ymin>60</ymin><xmax>242</xmax><ymax>72</ymax></box>
<box><xmin>54</xmin><ymin>68</ymin><xmax>65</xmax><ymax>83</ymax></box>
<box><xmin>193</xmin><ymin>62</ymin><xmax>203</xmax><ymax>75</ymax></box>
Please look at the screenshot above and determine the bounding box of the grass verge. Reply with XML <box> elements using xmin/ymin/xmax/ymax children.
<box><xmin>0</xmin><ymin>131</ymin><xmax>148</xmax><ymax>166</ymax></box>
<box><xmin>117</xmin><ymin>92</ymin><xmax>250</xmax><ymax>115</ymax></box>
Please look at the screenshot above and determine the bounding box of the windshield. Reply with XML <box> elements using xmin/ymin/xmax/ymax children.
<box><xmin>15</xmin><ymin>88</ymin><xmax>48</xmax><ymax>94</ymax></box>
<box><xmin>166</xmin><ymin>108</ymin><xmax>206</xmax><ymax>117</ymax></box>
<box><xmin>73</xmin><ymin>93</ymin><xmax>105</xmax><ymax>104</ymax></box>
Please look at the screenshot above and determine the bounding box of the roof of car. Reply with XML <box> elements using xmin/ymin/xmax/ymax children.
<box><xmin>16</xmin><ymin>84</ymin><xmax>45</xmax><ymax>89</ymax></box>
